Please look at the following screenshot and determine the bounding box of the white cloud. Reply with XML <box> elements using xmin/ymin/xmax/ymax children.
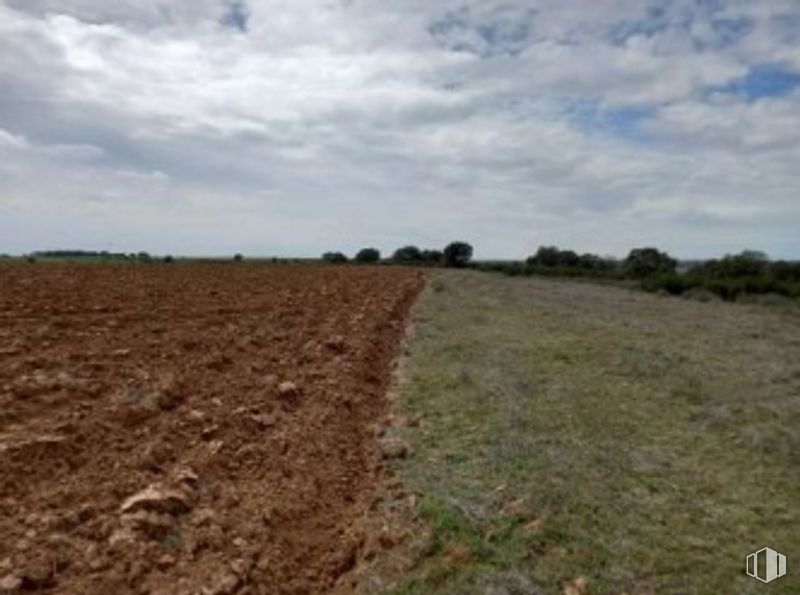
<box><xmin>0</xmin><ymin>0</ymin><xmax>799</xmax><ymax>258</ymax></box>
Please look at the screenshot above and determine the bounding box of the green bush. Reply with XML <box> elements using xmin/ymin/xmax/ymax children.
<box><xmin>641</xmin><ymin>273</ymin><xmax>695</xmax><ymax>295</ymax></box>
<box><xmin>623</xmin><ymin>247</ymin><xmax>676</xmax><ymax>278</ymax></box>
<box><xmin>392</xmin><ymin>245</ymin><xmax>423</xmax><ymax>264</ymax></box>
<box><xmin>443</xmin><ymin>242</ymin><xmax>473</xmax><ymax>268</ymax></box>
<box><xmin>321</xmin><ymin>251</ymin><xmax>348</xmax><ymax>264</ymax></box>
<box><xmin>354</xmin><ymin>248</ymin><xmax>381</xmax><ymax>263</ymax></box>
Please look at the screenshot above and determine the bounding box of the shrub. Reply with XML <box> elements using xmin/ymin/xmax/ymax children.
<box><xmin>354</xmin><ymin>248</ymin><xmax>381</xmax><ymax>263</ymax></box>
<box><xmin>443</xmin><ymin>242</ymin><xmax>473</xmax><ymax>268</ymax></box>
<box><xmin>420</xmin><ymin>249</ymin><xmax>444</xmax><ymax>266</ymax></box>
<box><xmin>137</xmin><ymin>252</ymin><xmax>153</xmax><ymax>264</ymax></box>
<box><xmin>623</xmin><ymin>247</ymin><xmax>676</xmax><ymax>278</ymax></box>
<box><xmin>392</xmin><ymin>246</ymin><xmax>423</xmax><ymax>264</ymax></box>
<box><xmin>641</xmin><ymin>272</ymin><xmax>694</xmax><ymax>295</ymax></box>
<box><xmin>163</xmin><ymin>255</ymin><xmax>175</xmax><ymax>264</ymax></box>
<box><xmin>322</xmin><ymin>251</ymin><xmax>348</xmax><ymax>264</ymax></box>
<box><xmin>233</xmin><ymin>253</ymin><xmax>244</xmax><ymax>262</ymax></box>
<box><xmin>527</xmin><ymin>246</ymin><xmax>561</xmax><ymax>267</ymax></box>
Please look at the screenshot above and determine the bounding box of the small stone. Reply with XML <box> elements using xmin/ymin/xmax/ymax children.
<box><xmin>201</xmin><ymin>572</ymin><xmax>240</xmax><ymax>595</ymax></box>
<box><xmin>174</xmin><ymin>467</ymin><xmax>199</xmax><ymax>487</ymax></box>
<box><xmin>156</xmin><ymin>554</ymin><xmax>176</xmax><ymax>569</ymax></box>
<box><xmin>380</xmin><ymin>438</ymin><xmax>409</xmax><ymax>460</ymax></box>
<box><xmin>278</xmin><ymin>381</ymin><xmax>299</xmax><ymax>396</ymax></box>
<box><xmin>201</xmin><ymin>425</ymin><xmax>219</xmax><ymax>441</ymax></box>
<box><xmin>119</xmin><ymin>484</ymin><xmax>191</xmax><ymax>515</ymax></box>
<box><xmin>232</xmin><ymin>537</ymin><xmax>247</xmax><ymax>550</ymax></box>
<box><xmin>229</xmin><ymin>557</ymin><xmax>251</xmax><ymax>577</ymax></box>
<box><xmin>0</xmin><ymin>574</ymin><xmax>22</xmax><ymax>591</ymax></box>
<box><xmin>191</xmin><ymin>508</ymin><xmax>217</xmax><ymax>527</ymax></box>
<box><xmin>108</xmin><ymin>528</ymin><xmax>137</xmax><ymax>548</ymax></box>
<box><xmin>563</xmin><ymin>576</ymin><xmax>589</xmax><ymax>595</ymax></box>
<box><xmin>187</xmin><ymin>410</ymin><xmax>206</xmax><ymax>422</ymax></box>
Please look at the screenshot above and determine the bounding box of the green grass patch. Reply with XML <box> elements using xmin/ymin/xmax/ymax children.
<box><xmin>383</xmin><ymin>271</ymin><xmax>799</xmax><ymax>594</ymax></box>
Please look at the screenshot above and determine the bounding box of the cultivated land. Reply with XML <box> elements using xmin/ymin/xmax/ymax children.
<box><xmin>375</xmin><ymin>271</ymin><xmax>799</xmax><ymax>595</ymax></box>
<box><xmin>0</xmin><ymin>263</ymin><xmax>424</xmax><ymax>594</ymax></box>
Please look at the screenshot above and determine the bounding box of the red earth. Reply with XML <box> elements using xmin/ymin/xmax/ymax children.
<box><xmin>0</xmin><ymin>263</ymin><xmax>425</xmax><ymax>594</ymax></box>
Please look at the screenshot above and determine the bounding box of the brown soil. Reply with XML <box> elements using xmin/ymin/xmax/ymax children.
<box><xmin>0</xmin><ymin>263</ymin><xmax>425</xmax><ymax>595</ymax></box>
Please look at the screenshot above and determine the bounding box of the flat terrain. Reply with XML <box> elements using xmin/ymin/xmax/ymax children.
<box><xmin>0</xmin><ymin>263</ymin><xmax>424</xmax><ymax>594</ymax></box>
<box><xmin>376</xmin><ymin>271</ymin><xmax>799</xmax><ymax>594</ymax></box>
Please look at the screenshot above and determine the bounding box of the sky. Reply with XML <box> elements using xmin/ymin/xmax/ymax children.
<box><xmin>0</xmin><ymin>0</ymin><xmax>799</xmax><ymax>259</ymax></box>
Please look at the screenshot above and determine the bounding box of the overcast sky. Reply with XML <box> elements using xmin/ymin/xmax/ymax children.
<box><xmin>1</xmin><ymin>0</ymin><xmax>799</xmax><ymax>259</ymax></box>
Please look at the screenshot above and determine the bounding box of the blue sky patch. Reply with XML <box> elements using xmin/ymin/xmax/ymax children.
<box><xmin>428</xmin><ymin>6</ymin><xmax>535</xmax><ymax>58</ymax></box>
<box><xmin>566</xmin><ymin>100</ymin><xmax>655</xmax><ymax>141</ymax></box>
<box><xmin>716</xmin><ymin>63</ymin><xmax>800</xmax><ymax>101</ymax></box>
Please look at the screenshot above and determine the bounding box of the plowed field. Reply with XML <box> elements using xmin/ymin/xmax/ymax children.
<box><xmin>0</xmin><ymin>263</ymin><xmax>424</xmax><ymax>595</ymax></box>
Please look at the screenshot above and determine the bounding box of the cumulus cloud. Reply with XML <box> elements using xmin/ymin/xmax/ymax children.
<box><xmin>0</xmin><ymin>0</ymin><xmax>799</xmax><ymax>258</ymax></box>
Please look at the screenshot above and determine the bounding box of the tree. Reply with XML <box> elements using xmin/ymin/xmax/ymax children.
<box><xmin>558</xmin><ymin>249</ymin><xmax>580</xmax><ymax>267</ymax></box>
<box><xmin>233</xmin><ymin>253</ymin><xmax>244</xmax><ymax>262</ymax></box>
<box><xmin>322</xmin><ymin>251</ymin><xmax>348</xmax><ymax>264</ymax></box>
<box><xmin>392</xmin><ymin>246</ymin><xmax>423</xmax><ymax>263</ymax></box>
<box><xmin>527</xmin><ymin>246</ymin><xmax>561</xmax><ymax>267</ymax></box>
<box><xmin>443</xmin><ymin>241</ymin><xmax>473</xmax><ymax>268</ymax></box>
<box><xmin>355</xmin><ymin>248</ymin><xmax>381</xmax><ymax>263</ymax></box>
<box><xmin>420</xmin><ymin>249</ymin><xmax>444</xmax><ymax>265</ymax></box>
<box><xmin>623</xmin><ymin>247</ymin><xmax>676</xmax><ymax>278</ymax></box>
<box><xmin>719</xmin><ymin>250</ymin><xmax>769</xmax><ymax>277</ymax></box>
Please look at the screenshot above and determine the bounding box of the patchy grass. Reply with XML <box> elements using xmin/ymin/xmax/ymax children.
<box><xmin>383</xmin><ymin>271</ymin><xmax>799</xmax><ymax>594</ymax></box>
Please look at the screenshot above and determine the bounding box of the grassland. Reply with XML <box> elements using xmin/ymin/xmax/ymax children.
<box><xmin>378</xmin><ymin>271</ymin><xmax>799</xmax><ymax>594</ymax></box>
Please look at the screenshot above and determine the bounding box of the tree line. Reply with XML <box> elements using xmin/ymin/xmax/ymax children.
<box><xmin>321</xmin><ymin>241</ymin><xmax>474</xmax><ymax>268</ymax></box>
<box><xmin>474</xmin><ymin>246</ymin><xmax>800</xmax><ymax>301</ymax></box>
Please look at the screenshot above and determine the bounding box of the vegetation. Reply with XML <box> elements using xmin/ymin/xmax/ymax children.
<box><xmin>623</xmin><ymin>247</ymin><xmax>677</xmax><ymax>278</ymax></box>
<box><xmin>321</xmin><ymin>251</ymin><xmax>349</xmax><ymax>264</ymax></box>
<box><xmin>233</xmin><ymin>253</ymin><xmax>244</xmax><ymax>262</ymax></box>
<box><xmin>355</xmin><ymin>247</ymin><xmax>381</xmax><ymax>263</ymax></box>
<box><xmin>442</xmin><ymin>242</ymin><xmax>473</xmax><ymax>268</ymax></box>
<box><xmin>392</xmin><ymin>246</ymin><xmax>424</xmax><ymax>264</ymax></box>
<box><xmin>377</xmin><ymin>270</ymin><xmax>799</xmax><ymax>594</ymax></box>
<box><xmin>474</xmin><ymin>246</ymin><xmax>799</xmax><ymax>302</ymax></box>
<box><xmin>420</xmin><ymin>249</ymin><xmax>444</xmax><ymax>265</ymax></box>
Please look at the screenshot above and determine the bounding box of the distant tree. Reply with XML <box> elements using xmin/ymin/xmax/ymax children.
<box><xmin>719</xmin><ymin>250</ymin><xmax>769</xmax><ymax>277</ymax></box>
<box><xmin>355</xmin><ymin>248</ymin><xmax>381</xmax><ymax>263</ymax></box>
<box><xmin>137</xmin><ymin>251</ymin><xmax>152</xmax><ymax>263</ymax></box>
<box><xmin>443</xmin><ymin>241</ymin><xmax>473</xmax><ymax>268</ymax></box>
<box><xmin>163</xmin><ymin>255</ymin><xmax>174</xmax><ymax>264</ymax></box>
<box><xmin>420</xmin><ymin>249</ymin><xmax>444</xmax><ymax>266</ymax></box>
<box><xmin>558</xmin><ymin>249</ymin><xmax>580</xmax><ymax>267</ymax></box>
<box><xmin>578</xmin><ymin>253</ymin><xmax>602</xmax><ymax>269</ymax></box>
<box><xmin>624</xmin><ymin>247</ymin><xmax>676</xmax><ymax>278</ymax></box>
<box><xmin>527</xmin><ymin>246</ymin><xmax>560</xmax><ymax>267</ymax></box>
<box><xmin>771</xmin><ymin>260</ymin><xmax>800</xmax><ymax>281</ymax></box>
<box><xmin>233</xmin><ymin>253</ymin><xmax>244</xmax><ymax>262</ymax></box>
<box><xmin>392</xmin><ymin>246</ymin><xmax>423</xmax><ymax>264</ymax></box>
<box><xmin>322</xmin><ymin>251</ymin><xmax>348</xmax><ymax>264</ymax></box>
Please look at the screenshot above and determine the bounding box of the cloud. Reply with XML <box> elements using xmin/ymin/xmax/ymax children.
<box><xmin>0</xmin><ymin>0</ymin><xmax>799</xmax><ymax>258</ymax></box>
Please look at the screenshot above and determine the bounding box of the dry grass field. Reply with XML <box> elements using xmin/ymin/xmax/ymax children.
<box><xmin>372</xmin><ymin>270</ymin><xmax>799</xmax><ymax>594</ymax></box>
